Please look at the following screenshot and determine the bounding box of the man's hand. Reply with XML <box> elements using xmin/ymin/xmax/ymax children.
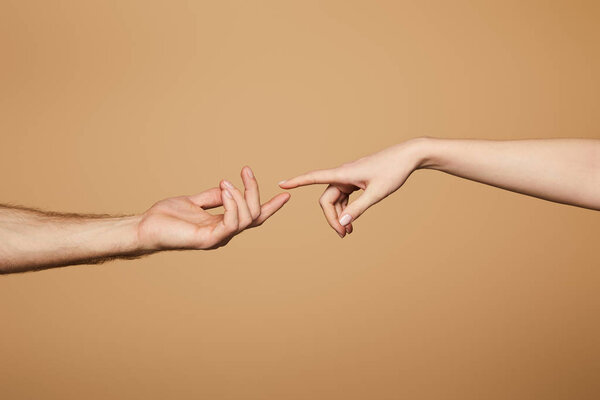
<box><xmin>138</xmin><ymin>166</ymin><xmax>290</xmax><ymax>251</ymax></box>
<box><xmin>0</xmin><ymin>166</ymin><xmax>290</xmax><ymax>274</ymax></box>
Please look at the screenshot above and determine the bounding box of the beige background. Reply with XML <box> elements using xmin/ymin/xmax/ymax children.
<box><xmin>1</xmin><ymin>1</ymin><xmax>599</xmax><ymax>399</ymax></box>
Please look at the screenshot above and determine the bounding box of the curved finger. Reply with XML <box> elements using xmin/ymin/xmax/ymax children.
<box><xmin>241</xmin><ymin>166</ymin><xmax>261</xmax><ymax>220</ymax></box>
<box><xmin>335</xmin><ymin>200</ymin><xmax>352</xmax><ymax>235</ymax></box>
<box><xmin>334</xmin><ymin>200</ymin><xmax>343</xmax><ymax>217</ymax></box>
<box><xmin>340</xmin><ymin>197</ymin><xmax>353</xmax><ymax>234</ymax></box>
<box><xmin>188</xmin><ymin>187</ymin><xmax>222</xmax><ymax>209</ymax></box>
<box><xmin>320</xmin><ymin>185</ymin><xmax>346</xmax><ymax>238</ymax></box>
<box><xmin>334</xmin><ymin>199</ymin><xmax>352</xmax><ymax>234</ymax></box>
<box><xmin>279</xmin><ymin>168</ymin><xmax>342</xmax><ymax>189</ymax></box>
<box><xmin>252</xmin><ymin>192</ymin><xmax>291</xmax><ymax>226</ymax></box>
<box><xmin>212</xmin><ymin>188</ymin><xmax>238</xmax><ymax>239</ymax></box>
<box><xmin>338</xmin><ymin>186</ymin><xmax>382</xmax><ymax>227</ymax></box>
<box><xmin>222</xmin><ymin>180</ymin><xmax>253</xmax><ymax>230</ymax></box>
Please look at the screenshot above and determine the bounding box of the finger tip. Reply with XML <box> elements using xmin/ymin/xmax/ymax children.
<box><xmin>222</xmin><ymin>189</ymin><xmax>233</xmax><ymax>199</ymax></box>
<box><xmin>220</xmin><ymin>182</ymin><xmax>232</xmax><ymax>192</ymax></box>
<box><xmin>271</xmin><ymin>192</ymin><xmax>291</xmax><ymax>202</ymax></box>
<box><xmin>242</xmin><ymin>165</ymin><xmax>254</xmax><ymax>177</ymax></box>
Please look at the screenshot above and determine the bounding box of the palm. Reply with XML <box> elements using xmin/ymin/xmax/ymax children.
<box><xmin>137</xmin><ymin>168</ymin><xmax>291</xmax><ymax>251</ymax></box>
<box><xmin>139</xmin><ymin>196</ymin><xmax>226</xmax><ymax>250</ymax></box>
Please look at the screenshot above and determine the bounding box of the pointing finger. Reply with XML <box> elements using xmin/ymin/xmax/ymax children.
<box><xmin>279</xmin><ymin>168</ymin><xmax>342</xmax><ymax>189</ymax></box>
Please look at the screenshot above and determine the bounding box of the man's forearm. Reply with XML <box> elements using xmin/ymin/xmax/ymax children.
<box><xmin>0</xmin><ymin>167</ymin><xmax>290</xmax><ymax>274</ymax></box>
<box><xmin>0</xmin><ymin>205</ymin><xmax>146</xmax><ymax>274</ymax></box>
<box><xmin>415</xmin><ymin>138</ymin><xmax>600</xmax><ymax>210</ymax></box>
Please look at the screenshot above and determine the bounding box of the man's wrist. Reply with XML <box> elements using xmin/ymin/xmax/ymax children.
<box><xmin>113</xmin><ymin>215</ymin><xmax>146</xmax><ymax>254</ymax></box>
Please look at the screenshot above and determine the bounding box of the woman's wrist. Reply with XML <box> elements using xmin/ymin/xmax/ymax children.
<box><xmin>403</xmin><ymin>136</ymin><xmax>442</xmax><ymax>170</ymax></box>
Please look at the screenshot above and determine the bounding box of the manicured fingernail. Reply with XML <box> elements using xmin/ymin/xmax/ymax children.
<box><xmin>339</xmin><ymin>214</ymin><xmax>352</xmax><ymax>226</ymax></box>
<box><xmin>338</xmin><ymin>232</ymin><xmax>345</xmax><ymax>238</ymax></box>
<box><xmin>246</xmin><ymin>168</ymin><xmax>254</xmax><ymax>178</ymax></box>
<box><xmin>223</xmin><ymin>180</ymin><xmax>234</xmax><ymax>189</ymax></box>
<box><xmin>223</xmin><ymin>189</ymin><xmax>233</xmax><ymax>199</ymax></box>
<box><xmin>278</xmin><ymin>180</ymin><xmax>286</xmax><ymax>185</ymax></box>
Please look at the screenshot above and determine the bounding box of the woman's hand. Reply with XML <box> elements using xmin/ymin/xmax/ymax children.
<box><xmin>138</xmin><ymin>166</ymin><xmax>290</xmax><ymax>250</ymax></box>
<box><xmin>279</xmin><ymin>140</ymin><xmax>425</xmax><ymax>238</ymax></box>
<box><xmin>280</xmin><ymin>136</ymin><xmax>600</xmax><ymax>239</ymax></box>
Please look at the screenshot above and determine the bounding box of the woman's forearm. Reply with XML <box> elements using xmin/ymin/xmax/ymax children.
<box><xmin>416</xmin><ymin>138</ymin><xmax>600</xmax><ymax>210</ymax></box>
<box><xmin>281</xmin><ymin>137</ymin><xmax>600</xmax><ymax>237</ymax></box>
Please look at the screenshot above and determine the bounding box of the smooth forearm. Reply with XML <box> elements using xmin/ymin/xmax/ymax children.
<box><xmin>413</xmin><ymin>138</ymin><xmax>600</xmax><ymax>210</ymax></box>
<box><xmin>0</xmin><ymin>206</ymin><xmax>146</xmax><ymax>274</ymax></box>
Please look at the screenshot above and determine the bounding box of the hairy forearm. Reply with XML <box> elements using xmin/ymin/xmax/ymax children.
<box><xmin>0</xmin><ymin>205</ymin><xmax>147</xmax><ymax>274</ymax></box>
<box><xmin>414</xmin><ymin>138</ymin><xmax>600</xmax><ymax>210</ymax></box>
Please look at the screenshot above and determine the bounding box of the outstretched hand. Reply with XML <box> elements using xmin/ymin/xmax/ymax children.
<box><xmin>138</xmin><ymin>166</ymin><xmax>290</xmax><ymax>250</ymax></box>
<box><xmin>279</xmin><ymin>140</ymin><xmax>424</xmax><ymax>237</ymax></box>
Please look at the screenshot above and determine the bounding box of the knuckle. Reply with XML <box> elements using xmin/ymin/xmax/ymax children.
<box><xmin>227</xmin><ymin>222</ymin><xmax>239</xmax><ymax>234</ymax></box>
<box><xmin>201</xmin><ymin>238</ymin><xmax>217</xmax><ymax>249</ymax></box>
<box><xmin>318</xmin><ymin>196</ymin><xmax>327</xmax><ymax>207</ymax></box>
<box><xmin>241</xmin><ymin>216</ymin><xmax>253</xmax><ymax>228</ymax></box>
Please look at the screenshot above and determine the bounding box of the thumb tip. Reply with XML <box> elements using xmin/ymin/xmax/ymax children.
<box><xmin>339</xmin><ymin>214</ymin><xmax>353</xmax><ymax>226</ymax></box>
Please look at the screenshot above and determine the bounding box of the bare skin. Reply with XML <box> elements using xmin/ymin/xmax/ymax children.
<box><xmin>0</xmin><ymin>166</ymin><xmax>290</xmax><ymax>274</ymax></box>
<box><xmin>280</xmin><ymin>138</ymin><xmax>600</xmax><ymax>237</ymax></box>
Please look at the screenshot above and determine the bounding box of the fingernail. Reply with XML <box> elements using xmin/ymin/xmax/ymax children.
<box><xmin>338</xmin><ymin>232</ymin><xmax>345</xmax><ymax>238</ymax></box>
<box><xmin>278</xmin><ymin>180</ymin><xmax>286</xmax><ymax>185</ymax></box>
<box><xmin>223</xmin><ymin>180</ymin><xmax>234</xmax><ymax>189</ymax></box>
<box><xmin>339</xmin><ymin>214</ymin><xmax>352</xmax><ymax>226</ymax></box>
<box><xmin>223</xmin><ymin>189</ymin><xmax>233</xmax><ymax>199</ymax></box>
<box><xmin>246</xmin><ymin>167</ymin><xmax>254</xmax><ymax>178</ymax></box>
